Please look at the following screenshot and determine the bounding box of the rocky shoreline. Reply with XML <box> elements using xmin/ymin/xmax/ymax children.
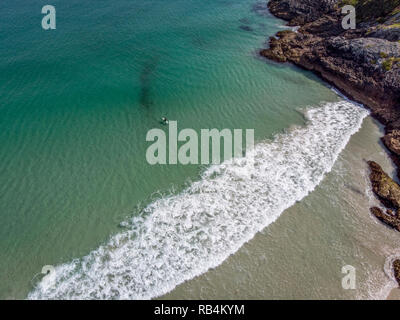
<box><xmin>260</xmin><ymin>0</ymin><xmax>400</xmax><ymax>287</ymax></box>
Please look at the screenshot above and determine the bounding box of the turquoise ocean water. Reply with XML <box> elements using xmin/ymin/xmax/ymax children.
<box><xmin>0</xmin><ymin>0</ymin><xmax>369</xmax><ymax>299</ymax></box>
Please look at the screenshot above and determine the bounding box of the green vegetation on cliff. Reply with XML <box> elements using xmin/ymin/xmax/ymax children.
<box><xmin>383</xmin><ymin>57</ymin><xmax>400</xmax><ymax>71</ymax></box>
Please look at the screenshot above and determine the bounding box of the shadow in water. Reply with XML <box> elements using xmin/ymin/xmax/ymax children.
<box><xmin>139</xmin><ymin>56</ymin><xmax>159</xmax><ymax>109</ymax></box>
<box><xmin>239</xmin><ymin>25</ymin><xmax>254</xmax><ymax>32</ymax></box>
<box><xmin>252</xmin><ymin>2</ymin><xmax>271</xmax><ymax>17</ymax></box>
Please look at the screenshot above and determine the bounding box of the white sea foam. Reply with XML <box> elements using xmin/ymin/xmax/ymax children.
<box><xmin>28</xmin><ymin>101</ymin><xmax>369</xmax><ymax>300</ymax></box>
<box><xmin>366</xmin><ymin>253</ymin><xmax>400</xmax><ymax>300</ymax></box>
<box><xmin>384</xmin><ymin>253</ymin><xmax>400</xmax><ymax>283</ymax></box>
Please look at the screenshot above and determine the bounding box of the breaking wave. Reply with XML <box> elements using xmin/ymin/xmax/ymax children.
<box><xmin>28</xmin><ymin>101</ymin><xmax>369</xmax><ymax>299</ymax></box>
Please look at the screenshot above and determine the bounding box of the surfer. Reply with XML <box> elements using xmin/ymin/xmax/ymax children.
<box><xmin>161</xmin><ymin>117</ymin><xmax>169</xmax><ymax>125</ymax></box>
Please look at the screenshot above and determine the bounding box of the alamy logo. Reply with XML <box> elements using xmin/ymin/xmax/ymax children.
<box><xmin>341</xmin><ymin>265</ymin><xmax>356</xmax><ymax>290</ymax></box>
<box><xmin>342</xmin><ymin>5</ymin><xmax>356</xmax><ymax>30</ymax></box>
<box><xmin>41</xmin><ymin>5</ymin><xmax>56</xmax><ymax>30</ymax></box>
<box><xmin>39</xmin><ymin>265</ymin><xmax>56</xmax><ymax>291</ymax></box>
<box><xmin>146</xmin><ymin>121</ymin><xmax>254</xmax><ymax>165</ymax></box>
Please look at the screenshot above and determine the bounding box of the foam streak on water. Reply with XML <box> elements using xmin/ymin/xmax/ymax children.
<box><xmin>28</xmin><ymin>101</ymin><xmax>369</xmax><ymax>300</ymax></box>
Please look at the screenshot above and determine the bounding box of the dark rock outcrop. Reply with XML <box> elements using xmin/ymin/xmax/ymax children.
<box><xmin>268</xmin><ymin>0</ymin><xmax>338</xmax><ymax>25</ymax></box>
<box><xmin>382</xmin><ymin>130</ymin><xmax>400</xmax><ymax>158</ymax></box>
<box><xmin>262</xmin><ymin>1</ymin><xmax>400</xmax><ymax>168</ymax></box>
<box><xmin>394</xmin><ymin>259</ymin><xmax>400</xmax><ymax>286</ymax></box>
<box><xmin>368</xmin><ymin>161</ymin><xmax>400</xmax><ymax>226</ymax></box>
<box><xmin>370</xmin><ymin>28</ymin><xmax>400</xmax><ymax>42</ymax></box>
<box><xmin>368</xmin><ymin>161</ymin><xmax>400</xmax><ymax>209</ymax></box>
<box><xmin>368</xmin><ymin>162</ymin><xmax>400</xmax><ymax>230</ymax></box>
<box><xmin>370</xmin><ymin>207</ymin><xmax>400</xmax><ymax>232</ymax></box>
<box><xmin>262</xmin><ymin>1</ymin><xmax>400</xmax><ymax>130</ymax></box>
